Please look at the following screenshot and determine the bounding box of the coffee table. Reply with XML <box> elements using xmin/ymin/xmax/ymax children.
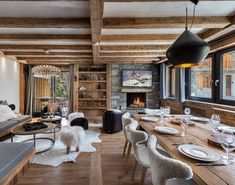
<box><xmin>11</xmin><ymin>122</ymin><xmax>56</xmax><ymax>154</ymax></box>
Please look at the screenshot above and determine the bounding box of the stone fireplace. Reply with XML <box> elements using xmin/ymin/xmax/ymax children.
<box><xmin>127</xmin><ymin>93</ymin><xmax>146</xmax><ymax>108</ymax></box>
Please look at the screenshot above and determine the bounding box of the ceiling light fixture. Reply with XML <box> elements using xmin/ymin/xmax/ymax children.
<box><xmin>166</xmin><ymin>0</ymin><xmax>210</xmax><ymax>68</ymax></box>
<box><xmin>32</xmin><ymin>65</ymin><xmax>61</xmax><ymax>78</ymax></box>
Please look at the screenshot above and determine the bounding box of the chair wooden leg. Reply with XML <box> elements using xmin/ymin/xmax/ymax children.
<box><xmin>125</xmin><ymin>143</ymin><xmax>132</xmax><ymax>174</ymax></box>
<box><xmin>131</xmin><ymin>159</ymin><xmax>138</xmax><ymax>180</ymax></box>
<box><xmin>66</xmin><ymin>146</ymin><xmax>71</xmax><ymax>154</ymax></box>
<box><xmin>140</xmin><ymin>167</ymin><xmax>147</xmax><ymax>185</ymax></box>
<box><xmin>127</xmin><ymin>142</ymin><xmax>132</xmax><ymax>157</ymax></box>
<box><xmin>123</xmin><ymin>141</ymin><xmax>128</xmax><ymax>158</ymax></box>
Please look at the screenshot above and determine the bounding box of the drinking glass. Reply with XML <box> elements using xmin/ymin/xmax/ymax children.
<box><xmin>181</xmin><ymin>116</ymin><xmax>190</xmax><ymax>137</ymax></box>
<box><xmin>159</xmin><ymin>107</ymin><xmax>165</xmax><ymax>126</ymax></box>
<box><xmin>221</xmin><ymin>130</ymin><xmax>235</xmax><ymax>164</ymax></box>
<box><xmin>164</xmin><ymin>106</ymin><xmax>171</xmax><ymax>116</ymax></box>
<box><xmin>210</xmin><ymin>114</ymin><xmax>221</xmax><ymax>134</ymax></box>
<box><xmin>184</xmin><ymin>107</ymin><xmax>190</xmax><ymax>116</ymax></box>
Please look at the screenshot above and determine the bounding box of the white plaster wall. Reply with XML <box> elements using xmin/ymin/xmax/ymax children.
<box><xmin>0</xmin><ymin>57</ymin><xmax>20</xmax><ymax>112</ymax></box>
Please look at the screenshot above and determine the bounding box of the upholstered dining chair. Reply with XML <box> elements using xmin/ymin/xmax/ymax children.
<box><xmin>122</xmin><ymin>112</ymin><xmax>131</xmax><ymax>158</ymax></box>
<box><xmin>147</xmin><ymin>135</ymin><xmax>196</xmax><ymax>185</ymax></box>
<box><xmin>128</xmin><ymin>120</ymin><xmax>150</xmax><ymax>185</ymax></box>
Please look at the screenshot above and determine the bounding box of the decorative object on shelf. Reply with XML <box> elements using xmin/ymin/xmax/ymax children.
<box><xmin>166</xmin><ymin>0</ymin><xmax>210</xmax><ymax>68</ymax></box>
<box><xmin>32</xmin><ymin>65</ymin><xmax>61</xmax><ymax>78</ymax></box>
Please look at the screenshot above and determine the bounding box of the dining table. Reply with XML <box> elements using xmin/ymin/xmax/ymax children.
<box><xmin>134</xmin><ymin>114</ymin><xmax>235</xmax><ymax>185</ymax></box>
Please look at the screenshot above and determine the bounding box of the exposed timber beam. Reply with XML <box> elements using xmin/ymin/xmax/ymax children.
<box><xmin>0</xmin><ymin>34</ymin><xmax>91</xmax><ymax>40</ymax></box>
<box><xmin>0</xmin><ymin>18</ymin><xmax>90</xmax><ymax>28</ymax></box>
<box><xmin>210</xmin><ymin>34</ymin><xmax>235</xmax><ymax>52</ymax></box>
<box><xmin>3</xmin><ymin>51</ymin><xmax>92</xmax><ymax>56</ymax></box>
<box><xmin>0</xmin><ymin>45</ymin><xmax>92</xmax><ymax>50</ymax></box>
<box><xmin>103</xmin><ymin>17</ymin><xmax>230</xmax><ymax>29</ymax></box>
<box><xmin>100</xmin><ymin>45</ymin><xmax>169</xmax><ymax>51</ymax></box>
<box><xmin>17</xmin><ymin>57</ymin><xmax>93</xmax><ymax>61</ymax></box>
<box><xmin>100</xmin><ymin>51</ymin><xmax>165</xmax><ymax>57</ymax></box>
<box><xmin>89</xmin><ymin>0</ymin><xmax>104</xmax><ymax>63</ymax></box>
<box><xmin>101</xmin><ymin>34</ymin><xmax>178</xmax><ymax>42</ymax></box>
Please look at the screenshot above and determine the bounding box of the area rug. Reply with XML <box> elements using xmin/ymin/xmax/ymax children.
<box><xmin>4</xmin><ymin>129</ymin><xmax>101</xmax><ymax>167</ymax></box>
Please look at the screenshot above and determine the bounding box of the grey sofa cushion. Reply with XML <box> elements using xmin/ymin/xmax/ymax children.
<box><xmin>0</xmin><ymin>119</ymin><xmax>18</xmax><ymax>133</ymax></box>
<box><xmin>0</xmin><ymin>142</ymin><xmax>34</xmax><ymax>181</ymax></box>
<box><xmin>0</xmin><ymin>115</ymin><xmax>32</xmax><ymax>133</ymax></box>
<box><xmin>15</xmin><ymin>115</ymin><xmax>32</xmax><ymax>123</ymax></box>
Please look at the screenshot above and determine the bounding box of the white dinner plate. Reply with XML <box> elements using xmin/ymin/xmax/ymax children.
<box><xmin>154</xmin><ymin>126</ymin><xmax>179</xmax><ymax>135</ymax></box>
<box><xmin>141</xmin><ymin>117</ymin><xmax>158</xmax><ymax>122</ymax></box>
<box><xmin>178</xmin><ymin>144</ymin><xmax>220</xmax><ymax>162</ymax></box>
<box><xmin>217</xmin><ymin>126</ymin><xmax>235</xmax><ymax>133</ymax></box>
<box><xmin>190</xmin><ymin>116</ymin><xmax>210</xmax><ymax>123</ymax></box>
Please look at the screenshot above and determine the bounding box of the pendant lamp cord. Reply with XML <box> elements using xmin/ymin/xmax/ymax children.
<box><xmin>185</xmin><ymin>6</ymin><xmax>188</xmax><ymax>30</ymax></box>
<box><xmin>190</xmin><ymin>5</ymin><xmax>196</xmax><ymax>30</ymax></box>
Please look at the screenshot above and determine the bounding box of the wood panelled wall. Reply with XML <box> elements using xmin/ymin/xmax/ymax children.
<box><xmin>161</xmin><ymin>98</ymin><xmax>235</xmax><ymax>126</ymax></box>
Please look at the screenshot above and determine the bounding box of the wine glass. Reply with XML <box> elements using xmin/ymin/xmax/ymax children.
<box><xmin>210</xmin><ymin>114</ymin><xmax>221</xmax><ymax>135</ymax></box>
<box><xmin>221</xmin><ymin>130</ymin><xmax>235</xmax><ymax>164</ymax></box>
<box><xmin>184</xmin><ymin>107</ymin><xmax>190</xmax><ymax>116</ymax></box>
<box><xmin>181</xmin><ymin>116</ymin><xmax>190</xmax><ymax>137</ymax></box>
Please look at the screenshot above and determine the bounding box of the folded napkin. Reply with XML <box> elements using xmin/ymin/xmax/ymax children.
<box><xmin>24</xmin><ymin>122</ymin><xmax>48</xmax><ymax>131</ymax></box>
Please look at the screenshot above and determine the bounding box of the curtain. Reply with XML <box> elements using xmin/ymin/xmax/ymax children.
<box><xmin>24</xmin><ymin>65</ymin><xmax>33</xmax><ymax>115</ymax></box>
<box><xmin>69</xmin><ymin>64</ymin><xmax>74</xmax><ymax>114</ymax></box>
<box><xmin>160</xmin><ymin>63</ymin><xmax>167</xmax><ymax>99</ymax></box>
<box><xmin>175</xmin><ymin>68</ymin><xmax>185</xmax><ymax>102</ymax></box>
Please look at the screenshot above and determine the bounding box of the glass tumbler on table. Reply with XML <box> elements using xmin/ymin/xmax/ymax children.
<box><xmin>210</xmin><ymin>114</ymin><xmax>221</xmax><ymax>135</ymax></box>
<box><xmin>181</xmin><ymin>116</ymin><xmax>190</xmax><ymax>137</ymax></box>
<box><xmin>184</xmin><ymin>107</ymin><xmax>190</xmax><ymax>116</ymax></box>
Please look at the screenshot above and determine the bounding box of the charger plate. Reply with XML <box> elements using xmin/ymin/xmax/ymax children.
<box><xmin>178</xmin><ymin>144</ymin><xmax>220</xmax><ymax>162</ymax></box>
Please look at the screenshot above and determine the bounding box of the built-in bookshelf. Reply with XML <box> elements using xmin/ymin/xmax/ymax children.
<box><xmin>73</xmin><ymin>64</ymin><xmax>111</xmax><ymax>123</ymax></box>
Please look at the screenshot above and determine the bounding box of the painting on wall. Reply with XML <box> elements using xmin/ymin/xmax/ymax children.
<box><xmin>122</xmin><ymin>70</ymin><xmax>152</xmax><ymax>87</ymax></box>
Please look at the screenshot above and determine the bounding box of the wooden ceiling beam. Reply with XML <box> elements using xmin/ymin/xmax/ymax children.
<box><xmin>4</xmin><ymin>51</ymin><xmax>92</xmax><ymax>56</ymax></box>
<box><xmin>0</xmin><ymin>34</ymin><xmax>91</xmax><ymax>40</ymax></box>
<box><xmin>199</xmin><ymin>15</ymin><xmax>235</xmax><ymax>42</ymax></box>
<box><xmin>210</xmin><ymin>34</ymin><xmax>235</xmax><ymax>52</ymax></box>
<box><xmin>103</xmin><ymin>17</ymin><xmax>230</xmax><ymax>29</ymax></box>
<box><xmin>100</xmin><ymin>45</ymin><xmax>169</xmax><ymax>51</ymax></box>
<box><xmin>0</xmin><ymin>18</ymin><xmax>90</xmax><ymax>28</ymax></box>
<box><xmin>101</xmin><ymin>34</ymin><xmax>178</xmax><ymax>42</ymax></box>
<box><xmin>0</xmin><ymin>45</ymin><xmax>92</xmax><ymax>50</ymax></box>
<box><xmin>100</xmin><ymin>51</ymin><xmax>165</xmax><ymax>56</ymax></box>
<box><xmin>27</xmin><ymin>60</ymin><xmax>93</xmax><ymax>65</ymax></box>
<box><xmin>17</xmin><ymin>57</ymin><xmax>93</xmax><ymax>60</ymax></box>
<box><xmin>89</xmin><ymin>0</ymin><xmax>104</xmax><ymax>63</ymax></box>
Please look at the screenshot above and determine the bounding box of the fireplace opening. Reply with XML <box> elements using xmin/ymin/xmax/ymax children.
<box><xmin>127</xmin><ymin>93</ymin><xmax>146</xmax><ymax>108</ymax></box>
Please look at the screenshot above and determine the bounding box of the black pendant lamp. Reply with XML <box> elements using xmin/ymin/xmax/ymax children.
<box><xmin>166</xmin><ymin>0</ymin><xmax>210</xmax><ymax>68</ymax></box>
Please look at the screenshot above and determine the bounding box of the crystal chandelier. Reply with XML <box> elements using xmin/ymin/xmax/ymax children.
<box><xmin>32</xmin><ymin>65</ymin><xmax>61</xmax><ymax>78</ymax></box>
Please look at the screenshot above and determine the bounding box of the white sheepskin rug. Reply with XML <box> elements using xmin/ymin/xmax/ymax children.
<box><xmin>4</xmin><ymin>129</ymin><xmax>101</xmax><ymax>167</ymax></box>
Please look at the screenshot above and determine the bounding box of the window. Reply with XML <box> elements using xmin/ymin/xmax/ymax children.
<box><xmin>221</xmin><ymin>51</ymin><xmax>235</xmax><ymax>101</ymax></box>
<box><xmin>190</xmin><ymin>57</ymin><xmax>212</xmax><ymax>99</ymax></box>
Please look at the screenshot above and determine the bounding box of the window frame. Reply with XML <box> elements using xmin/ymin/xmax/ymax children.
<box><xmin>215</xmin><ymin>47</ymin><xmax>235</xmax><ymax>106</ymax></box>
<box><xmin>167</xmin><ymin>65</ymin><xmax>176</xmax><ymax>98</ymax></box>
<box><xmin>186</xmin><ymin>54</ymin><xmax>214</xmax><ymax>103</ymax></box>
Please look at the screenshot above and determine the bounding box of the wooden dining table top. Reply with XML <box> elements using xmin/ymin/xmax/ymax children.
<box><xmin>133</xmin><ymin>114</ymin><xmax>235</xmax><ymax>185</ymax></box>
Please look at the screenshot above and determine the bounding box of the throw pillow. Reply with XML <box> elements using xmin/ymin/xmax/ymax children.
<box><xmin>0</xmin><ymin>105</ymin><xmax>17</xmax><ymax>122</ymax></box>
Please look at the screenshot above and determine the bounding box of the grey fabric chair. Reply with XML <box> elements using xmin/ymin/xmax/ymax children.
<box><xmin>147</xmin><ymin>135</ymin><xmax>197</xmax><ymax>185</ymax></box>
<box><xmin>121</xmin><ymin>112</ymin><xmax>131</xmax><ymax>158</ymax></box>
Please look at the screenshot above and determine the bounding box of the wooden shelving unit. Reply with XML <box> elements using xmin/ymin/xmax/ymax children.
<box><xmin>73</xmin><ymin>64</ymin><xmax>111</xmax><ymax>123</ymax></box>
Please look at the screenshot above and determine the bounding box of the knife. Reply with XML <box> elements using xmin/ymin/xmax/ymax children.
<box><xmin>196</xmin><ymin>163</ymin><xmax>227</xmax><ymax>166</ymax></box>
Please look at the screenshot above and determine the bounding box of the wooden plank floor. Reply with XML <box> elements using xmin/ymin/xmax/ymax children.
<box><xmin>16</xmin><ymin>128</ymin><xmax>152</xmax><ymax>185</ymax></box>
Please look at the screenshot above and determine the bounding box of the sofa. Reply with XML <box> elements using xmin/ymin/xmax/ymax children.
<box><xmin>0</xmin><ymin>115</ymin><xmax>32</xmax><ymax>138</ymax></box>
<box><xmin>0</xmin><ymin>143</ymin><xmax>35</xmax><ymax>185</ymax></box>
